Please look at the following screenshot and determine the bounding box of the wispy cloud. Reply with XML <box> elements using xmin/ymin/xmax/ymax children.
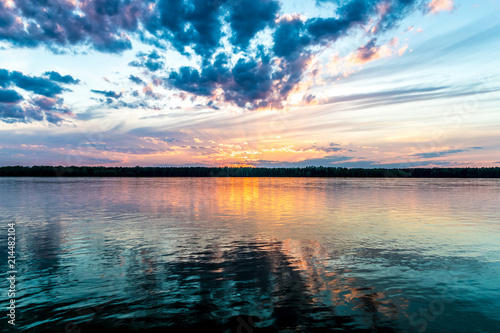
<box><xmin>410</xmin><ymin>149</ymin><xmax>468</xmax><ymax>159</ymax></box>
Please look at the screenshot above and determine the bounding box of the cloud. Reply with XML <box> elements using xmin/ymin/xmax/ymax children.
<box><xmin>334</xmin><ymin>160</ymin><xmax>459</xmax><ymax>168</ymax></box>
<box><xmin>129</xmin><ymin>75</ymin><xmax>145</xmax><ymax>85</ymax></box>
<box><xmin>351</xmin><ymin>37</ymin><xmax>407</xmax><ymax>64</ymax></box>
<box><xmin>428</xmin><ymin>0</ymin><xmax>454</xmax><ymax>14</ymax></box>
<box><xmin>9</xmin><ymin>71</ymin><xmax>65</xmax><ymax>97</ymax></box>
<box><xmin>33</xmin><ymin>96</ymin><xmax>72</xmax><ymax>114</ymax></box>
<box><xmin>148</xmin><ymin>0</ymin><xmax>224</xmax><ymax>58</ymax></box>
<box><xmin>0</xmin><ymin>96</ymin><xmax>72</xmax><ymax>124</ymax></box>
<box><xmin>255</xmin><ymin>155</ymin><xmax>356</xmax><ymax>167</ymax></box>
<box><xmin>227</xmin><ymin>0</ymin><xmax>280</xmax><ymax>49</ymax></box>
<box><xmin>410</xmin><ymin>148</ymin><xmax>468</xmax><ymax>159</ymax></box>
<box><xmin>84</xmin><ymin>157</ymin><xmax>122</xmax><ymax>164</ymax></box>
<box><xmin>0</xmin><ymin>69</ymin><xmax>10</xmax><ymax>87</ymax></box>
<box><xmin>326</xmin><ymin>86</ymin><xmax>448</xmax><ymax>104</ymax></box>
<box><xmin>142</xmin><ymin>83</ymin><xmax>162</xmax><ymax>99</ymax></box>
<box><xmin>93</xmin><ymin>146</ymin><xmax>162</xmax><ymax>155</ymax></box>
<box><xmin>272</xmin><ymin>15</ymin><xmax>311</xmax><ymax>60</ymax></box>
<box><xmin>0</xmin><ymin>69</ymin><xmax>74</xmax><ymax>123</ymax></box>
<box><xmin>0</xmin><ymin>0</ymin><xmax>155</xmax><ymax>53</ymax></box>
<box><xmin>0</xmin><ymin>89</ymin><xmax>23</xmax><ymax>103</ymax></box>
<box><xmin>305</xmin><ymin>144</ymin><xmax>344</xmax><ymax>153</ymax></box>
<box><xmin>168</xmin><ymin>47</ymin><xmax>315</xmax><ymax>109</ymax></box>
<box><xmin>91</xmin><ymin>89</ymin><xmax>122</xmax><ymax>99</ymax></box>
<box><xmin>129</xmin><ymin>50</ymin><xmax>164</xmax><ymax>71</ymax></box>
<box><xmin>318</xmin><ymin>83</ymin><xmax>500</xmax><ymax>110</ymax></box>
<box><xmin>0</xmin><ymin>103</ymin><xmax>43</xmax><ymax>123</ymax></box>
<box><xmin>43</xmin><ymin>71</ymin><xmax>80</xmax><ymax>84</ymax></box>
<box><xmin>355</xmin><ymin>38</ymin><xmax>384</xmax><ymax>62</ymax></box>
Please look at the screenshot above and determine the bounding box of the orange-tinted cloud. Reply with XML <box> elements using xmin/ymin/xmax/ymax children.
<box><xmin>327</xmin><ymin>37</ymin><xmax>408</xmax><ymax>78</ymax></box>
<box><xmin>428</xmin><ymin>0</ymin><xmax>454</xmax><ymax>14</ymax></box>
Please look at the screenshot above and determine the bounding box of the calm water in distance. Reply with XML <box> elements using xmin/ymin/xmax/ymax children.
<box><xmin>0</xmin><ymin>177</ymin><xmax>499</xmax><ymax>332</ymax></box>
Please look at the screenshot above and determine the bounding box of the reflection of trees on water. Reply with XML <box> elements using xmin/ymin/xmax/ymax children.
<box><xmin>101</xmin><ymin>238</ymin><xmax>407</xmax><ymax>332</ymax></box>
<box><xmin>17</xmin><ymin>229</ymin><xmax>409</xmax><ymax>332</ymax></box>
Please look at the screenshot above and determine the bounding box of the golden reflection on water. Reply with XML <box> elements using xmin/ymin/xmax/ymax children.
<box><xmin>108</xmin><ymin>177</ymin><xmax>500</xmax><ymax>252</ymax></box>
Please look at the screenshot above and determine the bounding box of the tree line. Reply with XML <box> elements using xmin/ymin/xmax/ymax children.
<box><xmin>0</xmin><ymin>166</ymin><xmax>499</xmax><ymax>178</ymax></box>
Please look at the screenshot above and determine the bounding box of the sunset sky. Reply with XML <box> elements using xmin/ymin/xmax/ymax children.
<box><xmin>0</xmin><ymin>0</ymin><xmax>499</xmax><ymax>167</ymax></box>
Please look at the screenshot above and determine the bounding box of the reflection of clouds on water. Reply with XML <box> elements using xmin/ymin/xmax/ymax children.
<box><xmin>94</xmin><ymin>237</ymin><xmax>409</xmax><ymax>332</ymax></box>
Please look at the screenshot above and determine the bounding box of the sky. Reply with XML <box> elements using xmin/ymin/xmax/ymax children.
<box><xmin>0</xmin><ymin>0</ymin><xmax>499</xmax><ymax>168</ymax></box>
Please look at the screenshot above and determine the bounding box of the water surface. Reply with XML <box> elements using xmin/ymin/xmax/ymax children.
<box><xmin>0</xmin><ymin>178</ymin><xmax>499</xmax><ymax>332</ymax></box>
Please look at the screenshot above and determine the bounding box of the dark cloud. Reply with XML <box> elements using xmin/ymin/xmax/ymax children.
<box><xmin>0</xmin><ymin>69</ymin><xmax>72</xmax><ymax>124</ymax></box>
<box><xmin>168</xmin><ymin>48</ymin><xmax>310</xmax><ymax>109</ymax></box>
<box><xmin>227</xmin><ymin>0</ymin><xmax>280</xmax><ymax>48</ymax></box>
<box><xmin>91</xmin><ymin>89</ymin><xmax>123</xmax><ymax>99</ymax></box>
<box><xmin>148</xmin><ymin>0</ymin><xmax>224</xmax><ymax>58</ymax></box>
<box><xmin>355</xmin><ymin>38</ymin><xmax>379</xmax><ymax>61</ymax></box>
<box><xmin>129</xmin><ymin>50</ymin><xmax>165</xmax><ymax>71</ymax></box>
<box><xmin>0</xmin><ymin>89</ymin><xmax>23</xmax><ymax>103</ymax></box>
<box><xmin>304</xmin><ymin>144</ymin><xmax>344</xmax><ymax>153</ymax></box>
<box><xmin>168</xmin><ymin>53</ymin><xmax>230</xmax><ymax>97</ymax></box>
<box><xmin>320</xmin><ymin>147</ymin><xmax>343</xmax><ymax>153</ymax></box>
<box><xmin>43</xmin><ymin>71</ymin><xmax>80</xmax><ymax>84</ymax></box>
<box><xmin>0</xmin><ymin>99</ymin><xmax>68</xmax><ymax>124</ymax></box>
<box><xmin>0</xmin><ymin>103</ymin><xmax>43</xmax><ymax>123</ymax></box>
<box><xmin>2</xmin><ymin>70</ymin><xmax>65</xmax><ymax>97</ymax></box>
<box><xmin>207</xmin><ymin>100</ymin><xmax>219</xmax><ymax>110</ymax></box>
<box><xmin>411</xmin><ymin>149</ymin><xmax>468</xmax><ymax>159</ymax></box>
<box><xmin>129</xmin><ymin>75</ymin><xmax>145</xmax><ymax>85</ymax></box>
<box><xmin>0</xmin><ymin>69</ymin><xmax>10</xmax><ymax>87</ymax></box>
<box><xmin>129</xmin><ymin>59</ymin><xmax>163</xmax><ymax>71</ymax></box>
<box><xmin>142</xmin><ymin>59</ymin><xmax>163</xmax><ymax>72</ymax></box>
<box><xmin>144</xmin><ymin>50</ymin><xmax>161</xmax><ymax>59</ymax></box>
<box><xmin>303</xmin><ymin>94</ymin><xmax>318</xmax><ymax>105</ymax></box>
<box><xmin>0</xmin><ymin>0</ymin><xmax>155</xmax><ymax>53</ymax></box>
<box><xmin>272</xmin><ymin>16</ymin><xmax>312</xmax><ymax>60</ymax></box>
<box><xmin>85</xmin><ymin>157</ymin><xmax>121</xmax><ymax>164</ymax></box>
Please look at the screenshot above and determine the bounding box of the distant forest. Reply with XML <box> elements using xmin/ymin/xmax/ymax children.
<box><xmin>1</xmin><ymin>166</ymin><xmax>500</xmax><ymax>178</ymax></box>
